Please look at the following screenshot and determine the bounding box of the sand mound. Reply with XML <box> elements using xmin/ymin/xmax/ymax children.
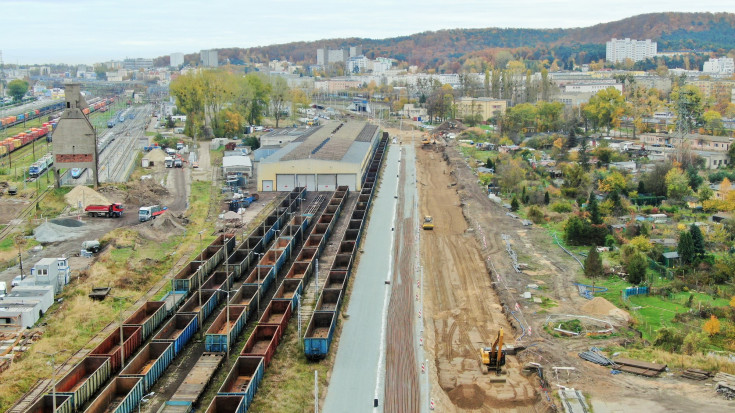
<box><xmin>448</xmin><ymin>383</ymin><xmax>486</xmax><ymax>409</ymax></box>
<box><xmin>65</xmin><ymin>186</ymin><xmax>111</xmax><ymax>209</ymax></box>
<box><xmin>582</xmin><ymin>297</ymin><xmax>631</xmax><ymax>322</ymax></box>
<box><xmin>153</xmin><ymin>214</ymin><xmax>185</xmax><ymax>231</ymax></box>
<box><xmin>146</xmin><ymin>148</ymin><xmax>167</xmax><ymax>163</ymax></box>
<box><xmin>138</xmin><ymin>214</ymin><xmax>185</xmax><ymax>241</ymax></box>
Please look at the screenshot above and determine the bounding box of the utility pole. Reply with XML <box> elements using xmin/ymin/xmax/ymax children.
<box><xmin>314</xmin><ymin>370</ymin><xmax>319</xmax><ymax>413</ymax></box>
<box><xmin>40</xmin><ymin>349</ymin><xmax>68</xmax><ymax>413</ymax></box>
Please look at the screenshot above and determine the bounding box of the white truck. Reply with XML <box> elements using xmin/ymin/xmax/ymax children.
<box><xmin>164</xmin><ymin>156</ymin><xmax>174</xmax><ymax>168</ymax></box>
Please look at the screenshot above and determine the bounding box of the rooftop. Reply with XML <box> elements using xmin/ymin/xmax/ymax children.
<box><xmin>222</xmin><ymin>156</ymin><xmax>252</xmax><ymax>167</ymax></box>
<box><xmin>262</xmin><ymin>120</ymin><xmax>378</xmax><ymax>164</ymax></box>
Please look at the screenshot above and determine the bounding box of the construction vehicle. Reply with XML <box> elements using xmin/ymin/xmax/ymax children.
<box><xmin>481</xmin><ymin>328</ymin><xmax>507</xmax><ymax>376</ymax></box>
<box><xmin>85</xmin><ymin>203</ymin><xmax>124</xmax><ymax>218</ymax></box>
<box><xmin>422</xmin><ymin>216</ymin><xmax>434</xmax><ymax>230</ymax></box>
<box><xmin>139</xmin><ymin>205</ymin><xmax>167</xmax><ymax>222</ymax></box>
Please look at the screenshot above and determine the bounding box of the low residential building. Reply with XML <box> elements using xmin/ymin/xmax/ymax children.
<box><xmin>399</xmin><ymin>104</ymin><xmax>427</xmax><ymax>120</ymax></box>
<box><xmin>456</xmin><ymin>97</ymin><xmax>507</xmax><ymax>121</ymax></box>
<box><xmin>639</xmin><ymin>133</ymin><xmax>732</xmax><ymax>152</ymax></box>
<box><xmin>703</xmin><ymin>57</ymin><xmax>734</xmax><ymax>74</ymax></box>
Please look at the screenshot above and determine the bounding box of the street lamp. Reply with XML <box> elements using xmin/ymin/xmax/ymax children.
<box><xmin>198</xmin><ymin>230</ymin><xmax>205</xmax><ymax>311</ymax></box>
<box><xmin>110</xmin><ymin>295</ymin><xmax>127</xmax><ymax>368</ymax></box>
<box><xmin>254</xmin><ymin>252</ymin><xmax>264</xmax><ymax>317</ymax></box>
<box><xmin>40</xmin><ymin>349</ymin><xmax>68</xmax><ymax>413</ymax></box>
<box><xmin>216</xmin><ymin>287</ymin><xmax>239</xmax><ymax>358</ymax></box>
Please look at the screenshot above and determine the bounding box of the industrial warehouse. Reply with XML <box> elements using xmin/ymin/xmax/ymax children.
<box><xmin>257</xmin><ymin>120</ymin><xmax>380</xmax><ymax>191</ymax></box>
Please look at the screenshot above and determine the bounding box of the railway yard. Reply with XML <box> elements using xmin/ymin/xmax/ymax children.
<box><xmin>2</xmin><ymin>103</ymin><xmax>735</xmax><ymax>413</ymax></box>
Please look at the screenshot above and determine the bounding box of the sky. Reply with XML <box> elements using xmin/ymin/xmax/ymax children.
<box><xmin>1</xmin><ymin>0</ymin><xmax>734</xmax><ymax>65</ymax></box>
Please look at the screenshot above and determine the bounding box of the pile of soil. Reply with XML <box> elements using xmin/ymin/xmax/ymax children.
<box><xmin>64</xmin><ymin>186</ymin><xmax>111</xmax><ymax>209</ymax></box>
<box><xmin>582</xmin><ymin>296</ymin><xmax>631</xmax><ymax>322</ymax></box>
<box><xmin>138</xmin><ymin>214</ymin><xmax>186</xmax><ymax>241</ymax></box>
<box><xmin>145</xmin><ymin>148</ymin><xmax>167</xmax><ymax>164</ymax></box>
<box><xmin>124</xmin><ymin>179</ymin><xmax>169</xmax><ymax>206</ymax></box>
<box><xmin>431</xmin><ymin>120</ymin><xmax>467</xmax><ymax>136</ymax></box>
<box><xmin>447</xmin><ymin>383</ymin><xmax>486</xmax><ymax>409</ymax></box>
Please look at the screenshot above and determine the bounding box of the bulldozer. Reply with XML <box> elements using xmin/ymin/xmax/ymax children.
<box><xmin>422</xmin><ymin>216</ymin><xmax>434</xmax><ymax>230</ymax></box>
<box><xmin>481</xmin><ymin>329</ymin><xmax>507</xmax><ymax>377</ymax></box>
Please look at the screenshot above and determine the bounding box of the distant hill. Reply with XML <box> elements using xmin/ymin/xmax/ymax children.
<box><xmin>158</xmin><ymin>12</ymin><xmax>735</xmax><ymax>70</ymax></box>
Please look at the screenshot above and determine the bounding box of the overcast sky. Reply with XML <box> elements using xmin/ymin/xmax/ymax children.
<box><xmin>1</xmin><ymin>0</ymin><xmax>733</xmax><ymax>65</ymax></box>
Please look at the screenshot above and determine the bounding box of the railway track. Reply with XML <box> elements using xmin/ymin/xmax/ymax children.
<box><xmin>0</xmin><ymin>186</ymin><xmax>52</xmax><ymax>243</ymax></box>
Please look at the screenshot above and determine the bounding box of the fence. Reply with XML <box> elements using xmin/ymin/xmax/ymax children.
<box><xmin>622</xmin><ymin>286</ymin><xmax>649</xmax><ymax>300</ymax></box>
<box><xmin>648</xmin><ymin>257</ymin><xmax>673</xmax><ymax>280</ymax></box>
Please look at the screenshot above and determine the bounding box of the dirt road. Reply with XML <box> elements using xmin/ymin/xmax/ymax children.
<box><xmin>411</xmin><ymin>140</ymin><xmax>540</xmax><ymax>412</ymax></box>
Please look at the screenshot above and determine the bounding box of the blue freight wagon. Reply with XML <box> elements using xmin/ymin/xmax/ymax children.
<box><xmin>243</xmin><ymin>266</ymin><xmax>274</xmax><ymax>293</ymax></box>
<box><xmin>304</xmin><ymin>311</ymin><xmax>337</xmax><ymax>360</ymax></box>
<box><xmin>158</xmin><ymin>401</ymin><xmax>193</xmax><ymax>413</ymax></box>
<box><xmin>152</xmin><ymin>313</ymin><xmax>198</xmax><ymax>357</ymax></box>
<box><xmin>179</xmin><ymin>289</ymin><xmax>219</xmax><ymax>327</ymax></box>
<box><xmin>217</xmin><ymin>357</ymin><xmax>265</xmax><ymax>411</ymax></box>
<box><xmin>205</xmin><ymin>305</ymin><xmax>248</xmax><ymax>353</ymax></box>
<box><xmin>172</xmin><ymin>261</ymin><xmax>205</xmax><ymax>293</ymax></box>
<box><xmin>123</xmin><ymin>301</ymin><xmax>167</xmax><ymax>341</ymax></box>
<box><xmin>273</xmin><ymin>279</ymin><xmax>303</xmax><ymax>309</ymax></box>
<box><xmin>120</xmin><ymin>341</ymin><xmax>175</xmax><ymax>392</ymax></box>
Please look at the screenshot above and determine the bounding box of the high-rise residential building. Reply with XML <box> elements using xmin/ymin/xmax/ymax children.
<box><xmin>703</xmin><ymin>57</ymin><xmax>734</xmax><ymax>74</ymax></box>
<box><xmin>200</xmin><ymin>49</ymin><xmax>218</xmax><ymax>67</ymax></box>
<box><xmin>316</xmin><ymin>49</ymin><xmax>327</xmax><ymax>66</ymax></box>
<box><xmin>170</xmin><ymin>53</ymin><xmax>184</xmax><ymax>68</ymax></box>
<box><xmin>606</xmin><ymin>38</ymin><xmax>657</xmax><ymax>63</ymax></box>
<box><xmin>327</xmin><ymin>49</ymin><xmax>349</xmax><ymax>64</ymax></box>
<box><xmin>349</xmin><ymin>46</ymin><xmax>362</xmax><ymax>58</ymax></box>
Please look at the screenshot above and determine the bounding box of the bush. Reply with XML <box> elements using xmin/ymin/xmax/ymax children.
<box><xmin>550</xmin><ymin>201</ymin><xmax>573</xmax><ymax>213</ymax></box>
<box><xmin>527</xmin><ymin>205</ymin><xmax>545</xmax><ymax>224</ymax></box>
<box><xmin>653</xmin><ymin>327</ymin><xmax>683</xmax><ymax>351</ymax></box>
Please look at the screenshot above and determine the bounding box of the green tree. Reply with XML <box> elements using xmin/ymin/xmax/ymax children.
<box><xmin>698</xmin><ymin>185</ymin><xmax>713</xmax><ymax>202</ymax></box>
<box><xmin>584</xmin><ymin>246</ymin><xmax>604</xmax><ymax>278</ymax></box>
<box><xmin>686</xmin><ymin>166</ymin><xmax>703</xmax><ymax>192</ymax></box>
<box><xmin>703</xmin><ymin>110</ymin><xmax>723</xmax><ymax>134</ymax></box>
<box><xmin>689</xmin><ymin>224</ymin><xmax>705</xmax><ymax>258</ymax></box>
<box><xmin>243</xmin><ymin>136</ymin><xmax>260</xmax><ymax>150</ymax></box>
<box><xmin>583</xmin><ymin>87</ymin><xmax>626</xmax><ymax>132</ymax></box>
<box><xmin>729</xmin><ymin>142</ymin><xmax>735</xmax><ymax>165</ymax></box>
<box><xmin>678</xmin><ymin>231</ymin><xmax>695</xmax><ymax>265</ymax></box>
<box><xmin>579</xmin><ymin>136</ymin><xmax>590</xmax><ymax>171</ymax></box>
<box><xmin>587</xmin><ymin>194</ymin><xmax>603</xmax><ymax>225</ymax></box>
<box><xmin>7</xmin><ymin>79</ymin><xmax>29</xmax><ymax>102</ymax></box>
<box><xmin>544</xmin><ymin>191</ymin><xmax>550</xmax><ymax>205</ymax></box>
<box><xmin>665</xmin><ymin>167</ymin><xmax>691</xmax><ymax>202</ymax></box>
<box><xmin>510</xmin><ymin>196</ymin><xmax>520</xmax><ymax>212</ymax></box>
<box><xmin>270</xmin><ymin>76</ymin><xmax>290</xmax><ymax>128</ymax></box>
<box><xmin>626</xmin><ymin>252</ymin><xmax>647</xmax><ymax>285</ymax></box>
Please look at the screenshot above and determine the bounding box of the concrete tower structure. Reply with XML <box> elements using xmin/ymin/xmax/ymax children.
<box><xmin>51</xmin><ymin>83</ymin><xmax>98</xmax><ymax>187</ymax></box>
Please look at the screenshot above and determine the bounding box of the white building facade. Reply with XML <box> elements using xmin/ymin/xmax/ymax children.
<box><xmin>606</xmin><ymin>38</ymin><xmax>657</xmax><ymax>63</ymax></box>
<box><xmin>703</xmin><ymin>57</ymin><xmax>735</xmax><ymax>74</ymax></box>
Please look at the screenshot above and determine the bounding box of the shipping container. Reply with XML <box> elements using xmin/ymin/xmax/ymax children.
<box><xmin>243</xmin><ymin>266</ymin><xmax>274</xmax><ymax>293</ymax></box>
<box><xmin>83</xmin><ymin>376</ymin><xmax>143</xmax><ymax>413</ymax></box>
<box><xmin>179</xmin><ymin>289</ymin><xmax>219</xmax><ymax>327</ymax></box>
<box><xmin>152</xmin><ymin>313</ymin><xmax>198</xmax><ymax>356</ymax></box>
<box><xmin>304</xmin><ymin>311</ymin><xmax>337</xmax><ymax>360</ymax></box>
<box><xmin>258</xmin><ymin>300</ymin><xmax>292</xmax><ymax>341</ymax></box>
<box><xmin>55</xmin><ymin>356</ymin><xmax>112</xmax><ymax>411</ymax></box>
<box><xmin>315</xmin><ymin>289</ymin><xmax>342</xmax><ymax>313</ymax></box>
<box><xmin>119</xmin><ymin>341</ymin><xmax>175</xmax><ymax>392</ymax></box>
<box><xmin>205</xmin><ymin>395</ymin><xmax>246</xmax><ymax>413</ymax></box>
<box><xmin>240</xmin><ymin>325</ymin><xmax>280</xmax><ymax>367</ymax></box>
<box><xmin>217</xmin><ymin>357</ymin><xmax>264</xmax><ymax>411</ymax></box>
<box><xmin>123</xmin><ymin>301</ymin><xmax>167</xmax><ymax>341</ymax></box>
<box><xmin>25</xmin><ymin>394</ymin><xmax>73</xmax><ymax>413</ymax></box>
<box><xmin>172</xmin><ymin>262</ymin><xmax>204</xmax><ymax>293</ymax></box>
<box><xmin>272</xmin><ymin>279</ymin><xmax>303</xmax><ymax>309</ymax></box>
<box><xmin>205</xmin><ymin>305</ymin><xmax>248</xmax><ymax>353</ymax></box>
<box><xmin>90</xmin><ymin>325</ymin><xmax>143</xmax><ymax>373</ymax></box>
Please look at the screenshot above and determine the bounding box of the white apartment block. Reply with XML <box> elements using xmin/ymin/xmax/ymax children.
<box><xmin>703</xmin><ymin>57</ymin><xmax>734</xmax><ymax>74</ymax></box>
<box><xmin>170</xmin><ymin>53</ymin><xmax>184</xmax><ymax>67</ymax></box>
<box><xmin>606</xmin><ymin>38</ymin><xmax>657</xmax><ymax>63</ymax></box>
<box><xmin>200</xmin><ymin>49</ymin><xmax>218</xmax><ymax>67</ymax></box>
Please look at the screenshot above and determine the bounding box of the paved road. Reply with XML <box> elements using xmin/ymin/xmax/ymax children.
<box><xmin>323</xmin><ymin>143</ymin><xmax>400</xmax><ymax>413</ymax></box>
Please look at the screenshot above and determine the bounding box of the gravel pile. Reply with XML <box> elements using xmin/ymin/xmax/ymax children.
<box><xmin>65</xmin><ymin>186</ymin><xmax>111</xmax><ymax>209</ymax></box>
<box><xmin>34</xmin><ymin>219</ymin><xmax>88</xmax><ymax>243</ymax></box>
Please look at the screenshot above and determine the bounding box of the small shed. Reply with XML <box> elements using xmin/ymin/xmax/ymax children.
<box><xmin>662</xmin><ymin>251</ymin><xmax>680</xmax><ymax>267</ymax></box>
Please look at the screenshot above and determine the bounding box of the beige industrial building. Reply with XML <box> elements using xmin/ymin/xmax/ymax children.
<box><xmin>257</xmin><ymin>120</ymin><xmax>380</xmax><ymax>191</ymax></box>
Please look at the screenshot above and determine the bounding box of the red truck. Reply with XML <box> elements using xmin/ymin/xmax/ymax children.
<box><xmin>85</xmin><ymin>203</ymin><xmax>124</xmax><ymax>218</ymax></box>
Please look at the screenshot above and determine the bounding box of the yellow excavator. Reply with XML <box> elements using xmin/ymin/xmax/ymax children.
<box><xmin>481</xmin><ymin>329</ymin><xmax>507</xmax><ymax>375</ymax></box>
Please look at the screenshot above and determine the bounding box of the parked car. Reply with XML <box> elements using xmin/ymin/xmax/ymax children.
<box><xmin>11</xmin><ymin>275</ymin><xmax>23</xmax><ymax>287</ymax></box>
<box><xmin>192</xmin><ymin>162</ymin><xmax>199</xmax><ymax>168</ymax></box>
